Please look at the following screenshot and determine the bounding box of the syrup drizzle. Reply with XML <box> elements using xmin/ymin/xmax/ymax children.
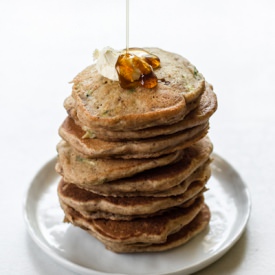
<box><xmin>115</xmin><ymin>0</ymin><xmax>160</xmax><ymax>89</ymax></box>
<box><xmin>126</xmin><ymin>0</ymin><xmax>129</xmax><ymax>53</ymax></box>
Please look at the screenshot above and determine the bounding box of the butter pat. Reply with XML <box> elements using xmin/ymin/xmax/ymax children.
<box><xmin>93</xmin><ymin>47</ymin><xmax>121</xmax><ymax>81</ymax></box>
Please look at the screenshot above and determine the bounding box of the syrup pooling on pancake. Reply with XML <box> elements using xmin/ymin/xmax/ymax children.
<box><xmin>115</xmin><ymin>48</ymin><xmax>160</xmax><ymax>89</ymax></box>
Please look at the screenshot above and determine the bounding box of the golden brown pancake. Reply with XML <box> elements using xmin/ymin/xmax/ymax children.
<box><xmin>59</xmin><ymin>116</ymin><xmax>209</xmax><ymax>159</ymax></box>
<box><xmin>55</xmin><ymin>140</ymin><xmax>183</xmax><ymax>186</ymax></box>
<box><xmin>84</xmin><ymin>161</ymin><xmax>211</xmax><ymax>197</ymax></box>
<box><xmin>60</xmin><ymin>194</ymin><xmax>203</xmax><ymax>221</ymax></box>
<box><xmin>103</xmin><ymin>204</ymin><xmax>210</xmax><ymax>253</ymax></box>
<box><xmin>67</xmin><ymin>82</ymin><xmax>217</xmax><ymax>141</ymax></box>
<box><xmin>58</xmin><ymin>177</ymin><xmax>207</xmax><ymax>217</ymax></box>
<box><xmin>61</xmin><ymin>196</ymin><xmax>205</xmax><ymax>245</ymax></box>
<box><xmin>81</xmin><ymin>137</ymin><xmax>213</xmax><ymax>196</ymax></box>
<box><xmin>68</xmin><ymin>48</ymin><xmax>205</xmax><ymax>131</ymax></box>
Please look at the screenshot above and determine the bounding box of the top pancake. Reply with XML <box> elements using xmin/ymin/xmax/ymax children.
<box><xmin>68</xmin><ymin>48</ymin><xmax>205</xmax><ymax>131</ymax></box>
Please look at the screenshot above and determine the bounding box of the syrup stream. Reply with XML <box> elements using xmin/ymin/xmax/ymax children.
<box><xmin>115</xmin><ymin>0</ymin><xmax>160</xmax><ymax>89</ymax></box>
<box><xmin>126</xmin><ymin>0</ymin><xmax>129</xmax><ymax>53</ymax></box>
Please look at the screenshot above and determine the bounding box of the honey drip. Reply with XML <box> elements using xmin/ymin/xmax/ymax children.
<box><xmin>116</xmin><ymin>48</ymin><xmax>160</xmax><ymax>89</ymax></box>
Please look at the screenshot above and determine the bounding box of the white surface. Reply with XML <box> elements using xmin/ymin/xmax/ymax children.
<box><xmin>23</xmin><ymin>155</ymin><xmax>250</xmax><ymax>275</ymax></box>
<box><xmin>1</xmin><ymin>0</ymin><xmax>275</xmax><ymax>274</ymax></box>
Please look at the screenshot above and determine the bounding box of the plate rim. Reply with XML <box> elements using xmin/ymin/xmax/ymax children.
<box><xmin>23</xmin><ymin>153</ymin><xmax>251</xmax><ymax>275</ymax></box>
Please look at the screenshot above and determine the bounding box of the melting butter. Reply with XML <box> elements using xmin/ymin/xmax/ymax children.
<box><xmin>93</xmin><ymin>47</ymin><xmax>121</xmax><ymax>81</ymax></box>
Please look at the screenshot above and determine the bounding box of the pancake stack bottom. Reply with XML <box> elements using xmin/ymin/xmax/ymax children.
<box><xmin>55</xmin><ymin>48</ymin><xmax>217</xmax><ymax>253</ymax></box>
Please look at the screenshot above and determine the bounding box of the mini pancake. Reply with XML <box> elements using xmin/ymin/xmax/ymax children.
<box><xmin>60</xmin><ymin>194</ymin><xmax>202</xmax><ymax>221</ymax></box>
<box><xmin>55</xmin><ymin>140</ymin><xmax>183</xmax><ymax>186</ymax></box>
<box><xmin>85</xmin><ymin>161</ymin><xmax>211</xmax><ymax>197</ymax></box>
<box><xmin>67</xmin><ymin>82</ymin><xmax>217</xmax><ymax>141</ymax></box>
<box><xmin>102</xmin><ymin>204</ymin><xmax>210</xmax><ymax>253</ymax></box>
<box><xmin>61</xmin><ymin>196</ymin><xmax>205</xmax><ymax>245</ymax></box>
<box><xmin>58</xmin><ymin>116</ymin><xmax>209</xmax><ymax>159</ymax></box>
<box><xmin>58</xmin><ymin>178</ymin><xmax>206</xmax><ymax>217</ymax></box>
<box><xmin>69</xmin><ymin>48</ymin><xmax>205</xmax><ymax>131</ymax></box>
<box><xmin>70</xmin><ymin>136</ymin><xmax>213</xmax><ymax>195</ymax></box>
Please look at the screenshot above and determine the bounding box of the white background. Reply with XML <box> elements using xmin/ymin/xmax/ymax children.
<box><xmin>1</xmin><ymin>0</ymin><xmax>275</xmax><ymax>274</ymax></box>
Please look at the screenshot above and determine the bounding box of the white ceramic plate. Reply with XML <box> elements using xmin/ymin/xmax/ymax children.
<box><xmin>23</xmin><ymin>153</ymin><xmax>251</xmax><ymax>275</ymax></box>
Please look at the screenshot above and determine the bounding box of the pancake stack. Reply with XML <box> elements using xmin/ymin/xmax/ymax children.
<box><xmin>55</xmin><ymin>48</ymin><xmax>217</xmax><ymax>253</ymax></box>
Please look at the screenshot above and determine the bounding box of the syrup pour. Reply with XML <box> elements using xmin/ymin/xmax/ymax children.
<box><xmin>116</xmin><ymin>0</ymin><xmax>160</xmax><ymax>89</ymax></box>
<box><xmin>116</xmin><ymin>48</ymin><xmax>160</xmax><ymax>89</ymax></box>
<box><xmin>126</xmin><ymin>0</ymin><xmax>129</xmax><ymax>53</ymax></box>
